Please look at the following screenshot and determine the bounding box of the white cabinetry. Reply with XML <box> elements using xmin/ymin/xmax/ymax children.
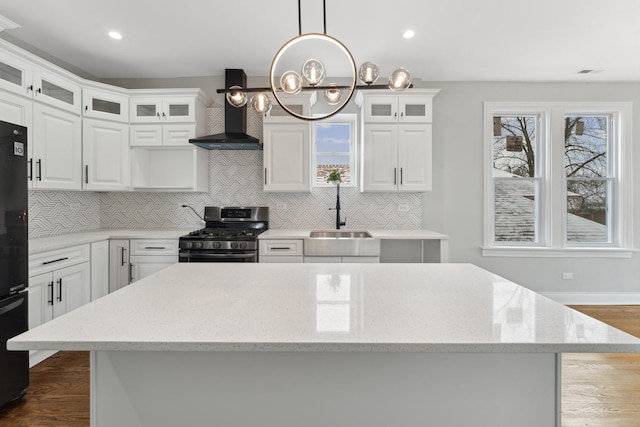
<box><xmin>82</xmin><ymin>118</ymin><xmax>130</xmax><ymax>191</ymax></box>
<box><xmin>259</xmin><ymin>239</ymin><xmax>304</xmax><ymax>263</ymax></box>
<box><xmin>90</xmin><ymin>240</ymin><xmax>110</xmax><ymax>301</ymax></box>
<box><xmin>304</xmin><ymin>256</ymin><xmax>380</xmax><ymax>263</ymax></box>
<box><xmin>357</xmin><ymin>90</ymin><xmax>438</xmax><ymax>193</ymax></box>
<box><xmin>129</xmin><ymin>239</ymin><xmax>178</xmax><ymax>282</ymax></box>
<box><xmin>82</xmin><ymin>87</ymin><xmax>129</xmax><ymax>122</ymax></box>
<box><xmin>109</xmin><ymin>239</ymin><xmax>130</xmax><ymax>293</ymax></box>
<box><xmin>28</xmin><ymin>244</ymin><xmax>91</xmax><ymax>330</ymax></box>
<box><xmin>263</xmin><ymin>119</ymin><xmax>310</xmax><ymax>192</ymax></box>
<box><xmin>0</xmin><ymin>46</ymin><xmax>81</xmax><ymax>114</ymax></box>
<box><xmin>129</xmin><ymin>90</ymin><xmax>210</xmax><ymax>192</ymax></box>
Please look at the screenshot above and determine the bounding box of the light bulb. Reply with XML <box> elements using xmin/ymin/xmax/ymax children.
<box><xmin>251</xmin><ymin>92</ymin><xmax>272</xmax><ymax>114</ymax></box>
<box><xmin>226</xmin><ymin>85</ymin><xmax>247</xmax><ymax>107</ymax></box>
<box><xmin>302</xmin><ymin>58</ymin><xmax>325</xmax><ymax>86</ymax></box>
<box><xmin>323</xmin><ymin>84</ymin><xmax>342</xmax><ymax>105</ymax></box>
<box><xmin>280</xmin><ymin>70</ymin><xmax>302</xmax><ymax>94</ymax></box>
<box><xmin>388</xmin><ymin>68</ymin><xmax>412</xmax><ymax>91</ymax></box>
<box><xmin>358</xmin><ymin>62</ymin><xmax>380</xmax><ymax>85</ymax></box>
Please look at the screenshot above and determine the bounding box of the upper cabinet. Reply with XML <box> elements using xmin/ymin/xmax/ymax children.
<box><xmin>357</xmin><ymin>90</ymin><xmax>439</xmax><ymax>193</ymax></box>
<box><xmin>263</xmin><ymin>120</ymin><xmax>311</xmax><ymax>192</ymax></box>
<box><xmin>0</xmin><ymin>47</ymin><xmax>81</xmax><ymax>114</ymax></box>
<box><xmin>82</xmin><ymin>87</ymin><xmax>129</xmax><ymax>122</ymax></box>
<box><xmin>361</xmin><ymin>94</ymin><xmax>433</xmax><ymax>124</ymax></box>
<box><xmin>130</xmin><ymin>95</ymin><xmax>196</xmax><ymax>123</ymax></box>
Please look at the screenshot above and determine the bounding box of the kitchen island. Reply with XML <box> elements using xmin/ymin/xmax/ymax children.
<box><xmin>9</xmin><ymin>263</ymin><xmax>640</xmax><ymax>426</ymax></box>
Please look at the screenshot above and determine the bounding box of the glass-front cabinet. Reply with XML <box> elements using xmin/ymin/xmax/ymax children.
<box><xmin>130</xmin><ymin>96</ymin><xmax>195</xmax><ymax>123</ymax></box>
<box><xmin>0</xmin><ymin>49</ymin><xmax>81</xmax><ymax>114</ymax></box>
<box><xmin>82</xmin><ymin>88</ymin><xmax>129</xmax><ymax>122</ymax></box>
<box><xmin>362</xmin><ymin>95</ymin><xmax>433</xmax><ymax>124</ymax></box>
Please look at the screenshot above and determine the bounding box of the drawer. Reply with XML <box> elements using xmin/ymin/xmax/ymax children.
<box><xmin>259</xmin><ymin>255</ymin><xmax>304</xmax><ymax>263</ymax></box>
<box><xmin>29</xmin><ymin>244</ymin><xmax>91</xmax><ymax>277</ymax></box>
<box><xmin>129</xmin><ymin>239</ymin><xmax>179</xmax><ymax>256</ymax></box>
<box><xmin>259</xmin><ymin>239</ymin><xmax>303</xmax><ymax>256</ymax></box>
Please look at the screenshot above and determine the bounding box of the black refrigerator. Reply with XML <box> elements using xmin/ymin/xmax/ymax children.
<box><xmin>0</xmin><ymin>120</ymin><xmax>29</xmax><ymax>408</ymax></box>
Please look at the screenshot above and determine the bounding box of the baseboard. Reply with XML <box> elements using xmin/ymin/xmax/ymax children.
<box><xmin>29</xmin><ymin>350</ymin><xmax>57</xmax><ymax>368</ymax></box>
<box><xmin>542</xmin><ymin>292</ymin><xmax>640</xmax><ymax>305</ymax></box>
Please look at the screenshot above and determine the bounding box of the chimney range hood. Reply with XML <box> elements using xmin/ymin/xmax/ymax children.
<box><xmin>189</xmin><ymin>69</ymin><xmax>262</xmax><ymax>150</ymax></box>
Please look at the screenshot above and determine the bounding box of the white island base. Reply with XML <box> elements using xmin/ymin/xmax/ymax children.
<box><xmin>92</xmin><ymin>350</ymin><xmax>558</xmax><ymax>426</ymax></box>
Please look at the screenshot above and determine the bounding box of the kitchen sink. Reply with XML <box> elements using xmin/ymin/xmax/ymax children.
<box><xmin>309</xmin><ymin>230</ymin><xmax>372</xmax><ymax>239</ymax></box>
<box><xmin>304</xmin><ymin>230</ymin><xmax>380</xmax><ymax>257</ymax></box>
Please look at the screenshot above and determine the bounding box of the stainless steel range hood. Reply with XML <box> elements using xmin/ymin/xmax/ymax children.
<box><xmin>189</xmin><ymin>69</ymin><xmax>262</xmax><ymax>150</ymax></box>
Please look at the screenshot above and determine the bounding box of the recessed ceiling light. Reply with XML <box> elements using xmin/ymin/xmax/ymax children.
<box><xmin>108</xmin><ymin>31</ymin><xmax>123</xmax><ymax>40</ymax></box>
<box><xmin>402</xmin><ymin>29</ymin><xmax>415</xmax><ymax>39</ymax></box>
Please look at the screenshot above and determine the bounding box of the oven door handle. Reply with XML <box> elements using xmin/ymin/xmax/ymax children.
<box><xmin>180</xmin><ymin>252</ymin><xmax>256</xmax><ymax>260</ymax></box>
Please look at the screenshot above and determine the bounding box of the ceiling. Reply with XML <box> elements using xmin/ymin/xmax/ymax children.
<box><xmin>1</xmin><ymin>0</ymin><xmax>639</xmax><ymax>82</ymax></box>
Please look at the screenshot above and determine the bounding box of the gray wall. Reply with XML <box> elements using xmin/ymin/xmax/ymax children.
<box><xmin>424</xmin><ymin>82</ymin><xmax>640</xmax><ymax>295</ymax></box>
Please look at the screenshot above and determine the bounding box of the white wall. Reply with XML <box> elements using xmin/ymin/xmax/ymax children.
<box><xmin>423</xmin><ymin>82</ymin><xmax>640</xmax><ymax>298</ymax></box>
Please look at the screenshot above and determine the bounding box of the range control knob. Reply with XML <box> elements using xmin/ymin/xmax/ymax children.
<box><xmin>230</xmin><ymin>242</ymin><xmax>238</xmax><ymax>249</ymax></box>
<box><xmin>213</xmin><ymin>242</ymin><xmax>221</xmax><ymax>249</ymax></box>
<box><xmin>185</xmin><ymin>242</ymin><xmax>193</xmax><ymax>249</ymax></box>
<box><xmin>240</xmin><ymin>242</ymin><xmax>247</xmax><ymax>249</ymax></box>
<box><xmin>195</xmin><ymin>242</ymin><xmax>203</xmax><ymax>249</ymax></box>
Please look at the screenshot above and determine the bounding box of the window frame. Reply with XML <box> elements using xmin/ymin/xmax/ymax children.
<box><xmin>483</xmin><ymin>102</ymin><xmax>632</xmax><ymax>258</ymax></box>
<box><xmin>312</xmin><ymin>113</ymin><xmax>358</xmax><ymax>188</ymax></box>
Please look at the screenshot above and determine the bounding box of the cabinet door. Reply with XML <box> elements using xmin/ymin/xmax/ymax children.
<box><xmin>362</xmin><ymin>125</ymin><xmax>398</xmax><ymax>192</ymax></box>
<box><xmin>263</xmin><ymin>123</ymin><xmax>310</xmax><ymax>192</ymax></box>
<box><xmin>32</xmin><ymin>103</ymin><xmax>82</xmax><ymax>190</ymax></box>
<box><xmin>163</xmin><ymin>124</ymin><xmax>195</xmax><ymax>146</ymax></box>
<box><xmin>363</xmin><ymin>96</ymin><xmax>399</xmax><ymax>123</ymax></box>
<box><xmin>32</xmin><ymin>67</ymin><xmax>81</xmax><ymax>114</ymax></box>
<box><xmin>109</xmin><ymin>240</ymin><xmax>130</xmax><ymax>293</ymax></box>
<box><xmin>0</xmin><ymin>50</ymin><xmax>32</xmax><ymax>96</ymax></box>
<box><xmin>28</xmin><ymin>272</ymin><xmax>53</xmax><ymax>329</ymax></box>
<box><xmin>130</xmin><ymin>124</ymin><xmax>162</xmax><ymax>146</ymax></box>
<box><xmin>162</xmin><ymin>96</ymin><xmax>195</xmax><ymax>123</ymax></box>
<box><xmin>53</xmin><ymin>262</ymin><xmax>90</xmax><ymax>319</ymax></box>
<box><xmin>83</xmin><ymin>88</ymin><xmax>129</xmax><ymax>122</ymax></box>
<box><xmin>0</xmin><ymin>90</ymin><xmax>33</xmax><ymax>183</ymax></box>
<box><xmin>90</xmin><ymin>240</ymin><xmax>110</xmax><ymax>301</ymax></box>
<box><xmin>130</xmin><ymin>255</ymin><xmax>177</xmax><ymax>283</ymax></box>
<box><xmin>83</xmin><ymin>118</ymin><xmax>130</xmax><ymax>191</ymax></box>
<box><xmin>398</xmin><ymin>124</ymin><xmax>431</xmax><ymax>192</ymax></box>
<box><xmin>130</xmin><ymin>97</ymin><xmax>162</xmax><ymax>123</ymax></box>
<box><xmin>398</xmin><ymin>96</ymin><xmax>433</xmax><ymax>123</ymax></box>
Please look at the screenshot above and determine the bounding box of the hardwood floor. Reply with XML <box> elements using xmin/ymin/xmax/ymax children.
<box><xmin>0</xmin><ymin>306</ymin><xmax>638</xmax><ymax>426</ymax></box>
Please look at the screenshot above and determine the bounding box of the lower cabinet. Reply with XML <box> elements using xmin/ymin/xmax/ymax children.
<box><xmin>90</xmin><ymin>240</ymin><xmax>109</xmax><ymax>301</ymax></box>
<box><xmin>304</xmin><ymin>256</ymin><xmax>380</xmax><ymax>263</ymax></box>
<box><xmin>109</xmin><ymin>239</ymin><xmax>131</xmax><ymax>293</ymax></box>
<box><xmin>258</xmin><ymin>239</ymin><xmax>304</xmax><ymax>263</ymax></box>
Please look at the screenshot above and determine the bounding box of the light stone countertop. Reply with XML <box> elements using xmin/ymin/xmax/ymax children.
<box><xmin>259</xmin><ymin>229</ymin><xmax>450</xmax><ymax>240</ymax></box>
<box><xmin>9</xmin><ymin>262</ymin><xmax>640</xmax><ymax>353</ymax></box>
<box><xmin>29</xmin><ymin>229</ymin><xmax>191</xmax><ymax>254</ymax></box>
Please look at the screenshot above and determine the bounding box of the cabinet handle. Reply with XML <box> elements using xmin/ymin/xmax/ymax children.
<box><xmin>28</xmin><ymin>158</ymin><xmax>33</xmax><ymax>181</ymax></box>
<box><xmin>144</xmin><ymin>246</ymin><xmax>166</xmax><ymax>250</ymax></box>
<box><xmin>27</xmin><ymin>85</ymin><xmax>33</xmax><ymax>92</ymax></box>
<box><xmin>394</xmin><ymin>112</ymin><xmax>398</xmax><ymax>118</ymax></box>
<box><xmin>36</xmin><ymin>159</ymin><xmax>42</xmax><ymax>181</ymax></box>
<box><xmin>85</xmin><ymin>165</ymin><xmax>89</xmax><ymax>184</ymax></box>
<box><xmin>129</xmin><ymin>263</ymin><xmax>134</xmax><ymax>283</ymax></box>
<box><xmin>156</xmin><ymin>112</ymin><xmax>161</xmax><ymax>120</ymax></box>
<box><xmin>57</xmin><ymin>278</ymin><xmax>62</xmax><ymax>302</ymax></box>
<box><xmin>264</xmin><ymin>168</ymin><xmax>267</xmax><ymax>185</ymax></box>
<box><xmin>400</xmin><ymin>112</ymin><xmax>404</xmax><ymax>120</ymax></box>
<box><xmin>270</xmin><ymin>247</ymin><xmax>292</xmax><ymax>250</ymax></box>
<box><xmin>42</xmin><ymin>257</ymin><xmax>69</xmax><ymax>266</ymax></box>
<box><xmin>36</xmin><ymin>88</ymin><xmax>42</xmax><ymax>94</ymax></box>
<box><xmin>400</xmin><ymin>167</ymin><xmax>403</xmax><ymax>185</ymax></box>
<box><xmin>162</xmin><ymin>112</ymin><xmax>166</xmax><ymax>119</ymax></box>
<box><xmin>121</xmin><ymin>247</ymin><xmax>126</xmax><ymax>266</ymax></box>
<box><xmin>394</xmin><ymin>167</ymin><xmax>397</xmax><ymax>185</ymax></box>
<box><xmin>47</xmin><ymin>281</ymin><xmax>54</xmax><ymax>305</ymax></box>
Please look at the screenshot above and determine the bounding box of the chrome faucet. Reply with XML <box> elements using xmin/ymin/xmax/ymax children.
<box><xmin>329</xmin><ymin>183</ymin><xmax>346</xmax><ymax>229</ymax></box>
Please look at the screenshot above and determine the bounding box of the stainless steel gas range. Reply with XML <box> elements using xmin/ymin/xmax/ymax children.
<box><xmin>178</xmin><ymin>206</ymin><xmax>269</xmax><ymax>263</ymax></box>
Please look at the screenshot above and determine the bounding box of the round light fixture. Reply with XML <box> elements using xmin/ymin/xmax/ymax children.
<box><xmin>358</xmin><ymin>62</ymin><xmax>380</xmax><ymax>85</ymax></box>
<box><xmin>280</xmin><ymin>70</ymin><xmax>303</xmax><ymax>94</ymax></box>
<box><xmin>402</xmin><ymin>29</ymin><xmax>415</xmax><ymax>39</ymax></box>
<box><xmin>302</xmin><ymin>58</ymin><xmax>325</xmax><ymax>86</ymax></box>
<box><xmin>250</xmin><ymin>92</ymin><xmax>272</xmax><ymax>114</ymax></box>
<box><xmin>226</xmin><ymin>85</ymin><xmax>247</xmax><ymax>107</ymax></box>
<box><xmin>270</xmin><ymin>33</ymin><xmax>357</xmax><ymax>121</ymax></box>
<box><xmin>108</xmin><ymin>31</ymin><xmax>123</xmax><ymax>40</ymax></box>
<box><xmin>389</xmin><ymin>68</ymin><xmax>412</xmax><ymax>91</ymax></box>
<box><xmin>323</xmin><ymin>84</ymin><xmax>342</xmax><ymax>105</ymax></box>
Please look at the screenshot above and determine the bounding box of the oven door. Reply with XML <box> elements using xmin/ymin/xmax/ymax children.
<box><xmin>179</xmin><ymin>250</ymin><xmax>257</xmax><ymax>263</ymax></box>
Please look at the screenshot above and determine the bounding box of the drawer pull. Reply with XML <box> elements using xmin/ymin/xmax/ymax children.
<box><xmin>42</xmin><ymin>257</ymin><xmax>69</xmax><ymax>266</ymax></box>
<box><xmin>144</xmin><ymin>246</ymin><xmax>166</xmax><ymax>250</ymax></box>
<box><xmin>270</xmin><ymin>247</ymin><xmax>292</xmax><ymax>250</ymax></box>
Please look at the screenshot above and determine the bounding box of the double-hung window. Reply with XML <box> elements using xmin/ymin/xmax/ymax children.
<box><xmin>313</xmin><ymin>114</ymin><xmax>357</xmax><ymax>187</ymax></box>
<box><xmin>483</xmin><ymin>102</ymin><xmax>632</xmax><ymax>257</ymax></box>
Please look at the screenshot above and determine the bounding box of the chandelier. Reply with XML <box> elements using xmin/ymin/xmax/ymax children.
<box><xmin>218</xmin><ymin>0</ymin><xmax>412</xmax><ymax>121</ymax></box>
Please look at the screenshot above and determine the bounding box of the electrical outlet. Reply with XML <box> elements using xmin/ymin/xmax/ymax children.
<box><xmin>562</xmin><ymin>272</ymin><xmax>574</xmax><ymax>280</ymax></box>
<box><xmin>398</xmin><ymin>204</ymin><xmax>409</xmax><ymax>212</ymax></box>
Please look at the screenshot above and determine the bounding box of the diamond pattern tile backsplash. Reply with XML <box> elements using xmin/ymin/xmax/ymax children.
<box><xmin>29</xmin><ymin>106</ymin><xmax>422</xmax><ymax>238</ymax></box>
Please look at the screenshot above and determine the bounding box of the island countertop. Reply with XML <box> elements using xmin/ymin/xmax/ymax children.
<box><xmin>9</xmin><ymin>263</ymin><xmax>640</xmax><ymax>353</ymax></box>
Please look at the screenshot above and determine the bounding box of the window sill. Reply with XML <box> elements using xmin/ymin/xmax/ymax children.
<box><xmin>481</xmin><ymin>247</ymin><xmax>634</xmax><ymax>258</ymax></box>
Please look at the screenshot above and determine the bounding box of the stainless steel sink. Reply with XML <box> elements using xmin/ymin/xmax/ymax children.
<box><xmin>309</xmin><ymin>230</ymin><xmax>372</xmax><ymax>239</ymax></box>
<box><xmin>304</xmin><ymin>230</ymin><xmax>380</xmax><ymax>257</ymax></box>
